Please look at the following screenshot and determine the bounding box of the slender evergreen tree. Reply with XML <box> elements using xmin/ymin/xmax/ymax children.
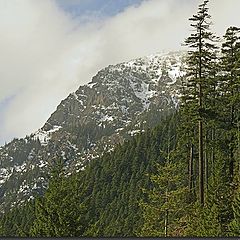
<box><xmin>139</xmin><ymin>161</ymin><xmax>188</xmax><ymax>237</ymax></box>
<box><xmin>183</xmin><ymin>0</ymin><xmax>219</xmax><ymax>205</ymax></box>
<box><xmin>220</xmin><ymin>26</ymin><xmax>240</xmax><ymax>181</ymax></box>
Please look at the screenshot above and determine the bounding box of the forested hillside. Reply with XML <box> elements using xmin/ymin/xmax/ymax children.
<box><xmin>0</xmin><ymin>0</ymin><xmax>239</xmax><ymax>237</ymax></box>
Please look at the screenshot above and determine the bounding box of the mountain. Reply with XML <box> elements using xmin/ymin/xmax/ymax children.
<box><xmin>0</xmin><ymin>51</ymin><xmax>186</xmax><ymax>212</ymax></box>
<box><xmin>0</xmin><ymin>114</ymin><xmax>179</xmax><ymax>237</ymax></box>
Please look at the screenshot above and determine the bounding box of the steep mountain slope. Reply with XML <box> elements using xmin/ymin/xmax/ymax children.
<box><xmin>0</xmin><ymin>51</ymin><xmax>186</xmax><ymax>211</ymax></box>
<box><xmin>0</xmin><ymin>114</ymin><xmax>179</xmax><ymax>237</ymax></box>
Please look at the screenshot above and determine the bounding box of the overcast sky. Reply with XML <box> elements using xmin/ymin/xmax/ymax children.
<box><xmin>0</xmin><ymin>0</ymin><xmax>240</xmax><ymax>145</ymax></box>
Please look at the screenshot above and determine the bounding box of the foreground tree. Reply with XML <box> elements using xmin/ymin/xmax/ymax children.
<box><xmin>183</xmin><ymin>0</ymin><xmax>219</xmax><ymax>205</ymax></box>
<box><xmin>219</xmin><ymin>26</ymin><xmax>240</xmax><ymax>181</ymax></box>
<box><xmin>139</xmin><ymin>161</ymin><xmax>188</xmax><ymax>237</ymax></box>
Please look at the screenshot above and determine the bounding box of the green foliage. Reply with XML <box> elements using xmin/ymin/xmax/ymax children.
<box><xmin>0</xmin><ymin>201</ymin><xmax>35</xmax><ymax>237</ymax></box>
<box><xmin>228</xmin><ymin>189</ymin><xmax>240</xmax><ymax>236</ymax></box>
<box><xmin>183</xmin><ymin>0</ymin><xmax>219</xmax><ymax>205</ymax></box>
<box><xmin>1</xmin><ymin>114</ymin><xmax>174</xmax><ymax>237</ymax></box>
<box><xmin>186</xmin><ymin>202</ymin><xmax>222</xmax><ymax>237</ymax></box>
<box><xmin>30</xmin><ymin>163</ymin><xmax>87</xmax><ymax>237</ymax></box>
<box><xmin>80</xmin><ymin>115</ymin><xmax>178</xmax><ymax>237</ymax></box>
<box><xmin>139</xmin><ymin>161</ymin><xmax>188</xmax><ymax>237</ymax></box>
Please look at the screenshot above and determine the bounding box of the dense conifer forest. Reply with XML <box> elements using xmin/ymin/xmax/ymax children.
<box><xmin>0</xmin><ymin>0</ymin><xmax>239</xmax><ymax>237</ymax></box>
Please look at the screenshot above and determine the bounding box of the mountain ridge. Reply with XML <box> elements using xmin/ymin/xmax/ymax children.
<box><xmin>0</xmin><ymin>50</ymin><xmax>186</xmax><ymax>212</ymax></box>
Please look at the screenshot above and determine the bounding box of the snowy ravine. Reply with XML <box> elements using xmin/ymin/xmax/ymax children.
<box><xmin>0</xmin><ymin>51</ymin><xmax>186</xmax><ymax>212</ymax></box>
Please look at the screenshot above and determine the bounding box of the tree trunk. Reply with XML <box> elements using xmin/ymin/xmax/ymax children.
<box><xmin>198</xmin><ymin>24</ymin><xmax>204</xmax><ymax>206</ymax></box>
<box><xmin>210</xmin><ymin>128</ymin><xmax>215</xmax><ymax>180</ymax></box>
<box><xmin>164</xmin><ymin>208</ymin><xmax>168</xmax><ymax>237</ymax></box>
<box><xmin>199</xmin><ymin>119</ymin><xmax>204</xmax><ymax>205</ymax></box>
<box><xmin>229</xmin><ymin>101</ymin><xmax>235</xmax><ymax>181</ymax></box>
<box><xmin>189</xmin><ymin>143</ymin><xmax>194</xmax><ymax>193</ymax></box>
<box><xmin>204</xmin><ymin>134</ymin><xmax>208</xmax><ymax>192</ymax></box>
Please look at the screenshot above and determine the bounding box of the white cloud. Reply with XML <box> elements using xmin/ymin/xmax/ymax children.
<box><xmin>209</xmin><ymin>0</ymin><xmax>240</xmax><ymax>36</ymax></box>
<box><xmin>0</xmin><ymin>0</ymin><xmax>239</xmax><ymax>145</ymax></box>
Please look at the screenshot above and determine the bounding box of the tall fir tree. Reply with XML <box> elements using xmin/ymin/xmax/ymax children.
<box><xmin>183</xmin><ymin>0</ymin><xmax>219</xmax><ymax>205</ymax></box>
<box><xmin>138</xmin><ymin>116</ymin><xmax>189</xmax><ymax>237</ymax></box>
<box><xmin>139</xmin><ymin>161</ymin><xmax>188</xmax><ymax>237</ymax></box>
<box><xmin>219</xmin><ymin>26</ymin><xmax>240</xmax><ymax>182</ymax></box>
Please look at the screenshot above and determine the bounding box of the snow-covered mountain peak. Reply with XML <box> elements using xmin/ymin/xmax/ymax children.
<box><xmin>40</xmin><ymin>51</ymin><xmax>186</xmax><ymax>139</ymax></box>
<box><xmin>0</xmin><ymin>51</ymin><xmax>187</xmax><ymax>211</ymax></box>
<box><xmin>25</xmin><ymin>51</ymin><xmax>187</xmax><ymax>152</ymax></box>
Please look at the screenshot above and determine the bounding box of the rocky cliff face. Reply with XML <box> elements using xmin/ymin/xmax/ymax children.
<box><xmin>0</xmin><ymin>51</ymin><xmax>186</xmax><ymax>211</ymax></box>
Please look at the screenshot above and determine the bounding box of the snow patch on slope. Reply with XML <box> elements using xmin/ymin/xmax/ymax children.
<box><xmin>33</xmin><ymin>125</ymin><xmax>62</xmax><ymax>145</ymax></box>
<box><xmin>0</xmin><ymin>167</ymin><xmax>13</xmax><ymax>184</ymax></box>
<box><xmin>71</xmin><ymin>92</ymin><xmax>84</xmax><ymax>105</ymax></box>
<box><xmin>130</xmin><ymin>80</ymin><xmax>156</xmax><ymax>110</ymax></box>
